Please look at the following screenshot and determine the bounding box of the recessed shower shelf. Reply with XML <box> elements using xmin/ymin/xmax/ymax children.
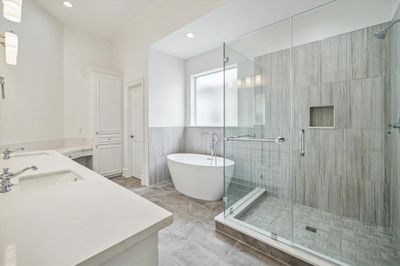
<box><xmin>309</xmin><ymin>105</ymin><xmax>335</xmax><ymax>129</ymax></box>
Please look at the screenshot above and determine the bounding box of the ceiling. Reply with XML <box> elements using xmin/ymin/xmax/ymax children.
<box><xmin>34</xmin><ymin>0</ymin><xmax>160</xmax><ymax>40</ymax></box>
<box><xmin>150</xmin><ymin>0</ymin><xmax>335</xmax><ymax>59</ymax></box>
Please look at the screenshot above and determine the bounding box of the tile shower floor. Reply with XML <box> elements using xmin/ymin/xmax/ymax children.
<box><xmin>109</xmin><ymin>177</ymin><xmax>285</xmax><ymax>266</ymax></box>
<box><xmin>237</xmin><ymin>195</ymin><xmax>400</xmax><ymax>266</ymax></box>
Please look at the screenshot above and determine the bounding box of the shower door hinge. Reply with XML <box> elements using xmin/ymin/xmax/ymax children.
<box><xmin>223</xmin><ymin>196</ymin><xmax>228</xmax><ymax>204</ymax></box>
<box><xmin>271</xmin><ymin>232</ymin><xmax>278</xmax><ymax>240</ymax></box>
<box><xmin>224</xmin><ymin>56</ymin><xmax>229</xmax><ymax>63</ymax></box>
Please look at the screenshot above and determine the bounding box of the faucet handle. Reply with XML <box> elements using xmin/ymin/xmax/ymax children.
<box><xmin>3</xmin><ymin>168</ymin><xmax>9</xmax><ymax>174</ymax></box>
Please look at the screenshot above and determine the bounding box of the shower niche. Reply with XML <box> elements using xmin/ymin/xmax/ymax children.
<box><xmin>309</xmin><ymin>105</ymin><xmax>334</xmax><ymax>128</ymax></box>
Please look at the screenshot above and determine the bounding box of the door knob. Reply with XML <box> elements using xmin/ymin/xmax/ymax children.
<box><xmin>130</xmin><ymin>135</ymin><xmax>134</xmax><ymax>138</ymax></box>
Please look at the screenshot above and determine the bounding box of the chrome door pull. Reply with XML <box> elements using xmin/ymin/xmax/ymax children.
<box><xmin>300</xmin><ymin>129</ymin><xmax>305</xmax><ymax>157</ymax></box>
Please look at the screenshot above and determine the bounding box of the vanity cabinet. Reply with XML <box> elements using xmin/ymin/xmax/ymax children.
<box><xmin>86</xmin><ymin>67</ymin><xmax>123</xmax><ymax>177</ymax></box>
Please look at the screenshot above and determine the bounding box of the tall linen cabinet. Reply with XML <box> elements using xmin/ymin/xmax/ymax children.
<box><xmin>86</xmin><ymin>67</ymin><xmax>123</xmax><ymax>177</ymax></box>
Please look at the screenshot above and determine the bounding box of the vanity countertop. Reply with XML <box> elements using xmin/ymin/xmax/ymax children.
<box><xmin>55</xmin><ymin>145</ymin><xmax>93</xmax><ymax>155</ymax></box>
<box><xmin>0</xmin><ymin>150</ymin><xmax>173</xmax><ymax>266</ymax></box>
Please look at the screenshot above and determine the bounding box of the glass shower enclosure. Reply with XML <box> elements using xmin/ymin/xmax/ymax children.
<box><xmin>223</xmin><ymin>1</ymin><xmax>400</xmax><ymax>265</ymax></box>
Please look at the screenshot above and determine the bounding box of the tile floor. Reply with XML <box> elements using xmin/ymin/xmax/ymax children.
<box><xmin>237</xmin><ymin>195</ymin><xmax>400</xmax><ymax>266</ymax></box>
<box><xmin>110</xmin><ymin>177</ymin><xmax>286</xmax><ymax>266</ymax></box>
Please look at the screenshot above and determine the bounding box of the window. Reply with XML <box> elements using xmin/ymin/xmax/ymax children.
<box><xmin>191</xmin><ymin>67</ymin><xmax>237</xmax><ymax>127</ymax></box>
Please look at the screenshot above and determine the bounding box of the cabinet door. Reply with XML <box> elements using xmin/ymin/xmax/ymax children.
<box><xmin>96</xmin><ymin>75</ymin><xmax>122</xmax><ymax>134</ymax></box>
<box><xmin>93</xmin><ymin>144</ymin><xmax>122</xmax><ymax>177</ymax></box>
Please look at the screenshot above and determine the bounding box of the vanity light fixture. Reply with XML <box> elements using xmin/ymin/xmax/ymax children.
<box><xmin>1</xmin><ymin>31</ymin><xmax>18</xmax><ymax>65</ymax></box>
<box><xmin>63</xmin><ymin>1</ymin><xmax>73</xmax><ymax>8</ymax></box>
<box><xmin>185</xmin><ymin>32</ymin><xmax>195</xmax><ymax>39</ymax></box>
<box><xmin>2</xmin><ymin>0</ymin><xmax>22</xmax><ymax>22</ymax></box>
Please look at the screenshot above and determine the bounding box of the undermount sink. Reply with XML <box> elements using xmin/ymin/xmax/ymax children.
<box><xmin>12</xmin><ymin>152</ymin><xmax>50</xmax><ymax>159</ymax></box>
<box><xmin>18</xmin><ymin>170</ymin><xmax>83</xmax><ymax>191</ymax></box>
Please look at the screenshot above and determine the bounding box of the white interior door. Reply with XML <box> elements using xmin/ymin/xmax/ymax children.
<box><xmin>128</xmin><ymin>81</ymin><xmax>144</xmax><ymax>179</ymax></box>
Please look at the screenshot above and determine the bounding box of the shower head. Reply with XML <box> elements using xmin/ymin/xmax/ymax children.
<box><xmin>374</xmin><ymin>29</ymin><xmax>387</xmax><ymax>39</ymax></box>
<box><xmin>374</xmin><ymin>19</ymin><xmax>400</xmax><ymax>39</ymax></box>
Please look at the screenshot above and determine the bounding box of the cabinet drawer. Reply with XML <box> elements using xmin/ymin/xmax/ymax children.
<box><xmin>96</xmin><ymin>134</ymin><xmax>122</xmax><ymax>144</ymax></box>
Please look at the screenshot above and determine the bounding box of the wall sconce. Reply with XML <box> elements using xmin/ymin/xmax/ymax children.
<box><xmin>255</xmin><ymin>75</ymin><xmax>262</xmax><ymax>86</ymax></box>
<box><xmin>1</xmin><ymin>31</ymin><xmax>19</xmax><ymax>65</ymax></box>
<box><xmin>2</xmin><ymin>0</ymin><xmax>22</xmax><ymax>22</ymax></box>
<box><xmin>245</xmin><ymin>77</ymin><xmax>252</xmax><ymax>87</ymax></box>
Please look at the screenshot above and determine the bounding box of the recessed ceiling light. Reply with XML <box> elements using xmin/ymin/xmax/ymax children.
<box><xmin>63</xmin><ymin>1</ymin><xmax>73</xmax><ymax>8</ymax></box>
<box><xmin>185</xmin><ymin>32</ymin><xmax>195</xmax><ymax>39</ymax></box>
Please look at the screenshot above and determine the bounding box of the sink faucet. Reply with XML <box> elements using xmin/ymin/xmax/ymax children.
<box><xmin>0</xmin><ymin>166</ymin><xmax>37</xmax><ymax>193</ymax></box>
<box><xmin>203</xmin><ymin>131</ymin><xmax>218</xmax><ymax>163</ymax></box>
<box><xmin>2</xmin><ymin>147</ymin><xmax>24</xmax><ymax>160</ymax></box>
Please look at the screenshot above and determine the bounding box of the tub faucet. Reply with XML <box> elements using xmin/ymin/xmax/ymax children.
<box><xmin>203</xmin><ymin>131</ymin><xmax>218</xmax><ymax>162</ymax></box>
<box><xmin>2</xmin><ymin>147</ymin><xmax>24</xmax><ymax>160</ymax></box>
<box><xmin>0</xmin><ymin>166</ymin><xmax>37</xmax><ymax>193</ymax></box>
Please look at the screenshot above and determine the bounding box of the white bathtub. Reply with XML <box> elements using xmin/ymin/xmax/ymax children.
<box><xmin>167</xmin><ymin>153</ymin><xmax>235</xmax><ymax>201</ymax></box>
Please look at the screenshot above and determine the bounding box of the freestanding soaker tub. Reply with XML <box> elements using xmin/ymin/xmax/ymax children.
<box><xmin>167</xmin><ymin>153</ymin><xmax>235</xmax><ymax>201</ymax></box>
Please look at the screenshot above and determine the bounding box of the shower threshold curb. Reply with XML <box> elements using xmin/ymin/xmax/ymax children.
<box><xmin>215</xmin><ymin>212</ymin><xmax>335</xmax><ymax>266</ymax></box>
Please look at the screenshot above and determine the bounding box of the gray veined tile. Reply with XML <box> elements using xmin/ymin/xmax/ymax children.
<box><xmin>321</xmin><ymin>33</ymin><xmax>351</xmax><ymax>83</ymax></box>
<box><xmin>293</xmin><ymin>41</ymin><xmax>321</xmax><ymax>87</ymax></box>
<box><xmin>348</xmin><ymin>78</ymin><xmax>384</xmax><ymax>129</ymax></box>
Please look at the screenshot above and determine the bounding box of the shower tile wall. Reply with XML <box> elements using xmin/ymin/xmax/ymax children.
<box><xmin>148</xmin><ymin>127</ymin><xmax>185</xmax><ymax>184</ymax></box>
<box><xmin>231</xmin><ymin>22</ymin><xmax>391</xmax><ymax>226</ymax></box>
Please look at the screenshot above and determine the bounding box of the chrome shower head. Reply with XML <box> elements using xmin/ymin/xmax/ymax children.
<box><xmin>375</xmin><ymin>19</ymin><xmax>400</xmax><ymax>39</ymax></box>
<box><xmin>374</xmin><ymin>30</ymin><xmax>387</xmax><ymax>39</ymax></box>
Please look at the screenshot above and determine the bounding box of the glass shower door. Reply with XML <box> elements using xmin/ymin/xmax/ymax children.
<box><xmin>223</xmin><ymin>18</ymin><xmax>293</xmax><ymax>245</ymax></box>
<box><xmin>223</xmin><ymin>44</ymin><xmax>264</xmax><ymax>212</ymax></box>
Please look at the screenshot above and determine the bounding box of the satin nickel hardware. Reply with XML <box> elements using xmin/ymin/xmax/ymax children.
<box><xmin>228</xmin><ymin>133</ymin><xmax>256</xmax><ymax>139</ymax></box>
<box><xmin>2</xmin><ymin>147</ymin><xmax>24</xmax><ymax>160</ymax></box>
<box><xmin>271</xmin><ymin>232</ymin><xmax>278</xmax><ymax>240</ymax></box>
<box><xmin>225</xmin><ymin>136</ymin><xmax>284</xmax><ymax>144</ymax></box>
<box><xmin>300</xmin><ymin>129</ymin><xmax>305</xmax><ymax>157</ymax></box>
<box><xmin>0</xmin><ymin>166</ymin><xmax>37</xmax><ymax>193</ymax></box>
<box><xmin>224</xmin><ymin>56</ymin><xmax>229</xmax><ymax>63</ymax></box>
<box><xmin>0</xmin><ymin>76</ymin><xmax>5</xmax><ymax>99</ymax></box>
<box><xmin>130</xmin><ymin>135</ymin><xmax>134</xmax><ymax>138</ymax></box>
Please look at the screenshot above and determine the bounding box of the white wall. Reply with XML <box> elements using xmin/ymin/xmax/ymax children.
<box><xmin>148</xmin><ymin>49</ymin><xmax>185</xmax><ymax>127</ymax></box>
<box><xmin>185</xmin><ymin>47</ymin><xmax>223</xmax><ymax>126</ymax></box>
<box><xmin>113</xmin><ymin>0</ymin><xmax>222</xmax><ymax>182</ymax></box>
<box><xmin>0</xmin><ymin>1</ymin><xmax>115</xmax><ymax>148</ymax></box>
<box><xmin>63</xmin><ymin>26</ymin><xmax>114</xmax><ymax>139</ymax></box>
<box><xmin>0</xmin><ymin>0</ymin><xmax>64</xmax><ymax>145</ymax></box>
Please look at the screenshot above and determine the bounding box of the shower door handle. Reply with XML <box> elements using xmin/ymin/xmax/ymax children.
<box><xmin>299</xmin><ymin>129</ymin><xmax>305</xmax><ymax>157</ymax></box>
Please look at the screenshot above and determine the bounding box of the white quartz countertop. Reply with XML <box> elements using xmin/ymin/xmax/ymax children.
<box><xmin>0</xmin><ymin>150</ymin><xmax>173</xmax><ymax>266</ymax></box>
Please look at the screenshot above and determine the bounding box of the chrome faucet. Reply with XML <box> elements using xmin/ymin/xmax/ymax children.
<box><xmin>2</xmin><ymin>147</ymin><xmax>24</xmax><ymax>160</ymax></box>
<box><xmin>203</xmin><ymin>131</ymin><xmax>218</xmax><ymax>163</ymax></box>
<box><xmin>0</xmin><ymin>166</ymin><xmax>37</xmax><ymax>193</ymax></box>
